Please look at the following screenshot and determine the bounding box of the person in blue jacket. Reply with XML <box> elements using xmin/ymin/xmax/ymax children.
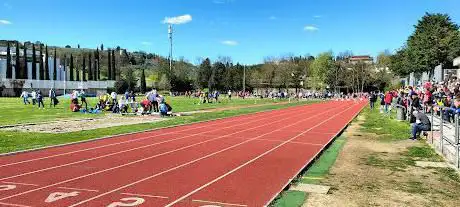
<box><xmin>159</xmin><ymin>99</ymin><xmax>168</xmax><ymax>117</ymax></box>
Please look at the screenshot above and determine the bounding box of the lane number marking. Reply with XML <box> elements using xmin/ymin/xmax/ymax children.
<box><xmin>107</xmin><ymin>197</ymin><xmax>145</xmax><ymax>207</ymax></box>
<box><xmin>0</xmin><ymin>185</ymin><xmax>16</xmax><ymax>191</ymax></box>
<box><xmin>45</xmin><ymin>191</ymin><xmax>80</xmax><ymax>203</ymax></box>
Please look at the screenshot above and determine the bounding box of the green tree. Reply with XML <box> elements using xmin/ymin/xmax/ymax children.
<box><xmin>23</xmin><ymin>44</ymin><xmax>27</xmax><ymax>79</ymax></box>
<box><xmin>6</xmin><ymin>42</ymin><xmax>12</xmax><ymax>79</ymax></box>
<box><xmin>140</xmin><ymin>68</ymin><xmax>147</xmax><ymax>93</ymax></box>
<box><xmin>76</xmin><ymin>54</ymin><xmax>80</xmax><ymax>81</ymax></box>
<box><xmin>197</xmin><ymin>58</ymin><xmax>212</xmax><ymax>89</ymax></box>
<box><xmin>123</xmin><ymin>67</ymin><xmax>137</xmax><ymax>92</ymax></box>
<box><xmin>88</xmin><ymin>53</ymin><xmax>93</xmax><ymax>81</ymax></box>
<box><xmin>39</xmin><ymin>44</ymin><xmax>44</xmax><ymax>80</ymax></box>
<box><xmin>32</xmin><ymin>44</ymin><xmax>37</xmax><ymax>79</ymax></box>
<box><xmin>96</xmin><ymin>49</ymin><xmax>100</xmax><ymax>80</ymax></box>
<box><xmin>70</xmin><ymin>54</ymin><xmax>74</xmax><ymax>81</ymax></box>
<box><xmin>112</xmin><ymin>50</ymin><xmax>117</xmax><ymax>81</ymax></box>
<box><xmin>407</xmin><ymin>13</ymin><xmax>460</xmax><ymax>74</ymax></box>
<box><xmin>53</xmin><ymin>48</ymin><xmax>57</xmax><ymax>80</ymax></box>
<box><xmin>107</xmin><ymin>49</ymin><xmax>112</xmax><ymax>80</ymax></box>
<box><xmin>311</xmin><ymin>52</ymin><xmax>334</xmax><ymax>89</ymax></box>
<box><xmin>82</xmin><ymin>54</ymin><xmax>86</xmax><ymax>81</ymax></box>
<box><xmin>15</xmin><ymin>41</ymin><xmax>20</xmax><ymax>79</ymax></box>
<box><xmin>45</xmin><ymin>45</ymin><xmax>49</xmax><ymax>80</ymax></box>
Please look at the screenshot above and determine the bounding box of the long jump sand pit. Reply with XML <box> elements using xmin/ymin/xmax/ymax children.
<box><xmin>0</xmin><ymin>114</ymin><xmax>165</xmax><ymax>133</ymax></box>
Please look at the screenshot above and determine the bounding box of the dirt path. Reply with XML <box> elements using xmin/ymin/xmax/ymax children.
<box><xmin>304</xmin><ymin>115</ymin><xmax>460</xmax><ymax>207</ymax></box>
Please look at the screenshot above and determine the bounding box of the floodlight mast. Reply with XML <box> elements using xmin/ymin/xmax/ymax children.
<box><xmin>168</xmin><ymin>24</ymin><xmax>173</xmax><ymax>71</ymax></box>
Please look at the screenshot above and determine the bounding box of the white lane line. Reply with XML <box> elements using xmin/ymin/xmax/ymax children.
<box><xmin>64</xmin><ymin>104</ymin><xmax>349</xmax><ymax>207</ymax></box>
<box><xmin>57</xmin><ymin>187</ymin><xmax>99</xmax><ymax>192</ymax></box>
<box><xmin>242</xmin><ymin>138</ymin><xmax>325</xmax><ymax>146</ymax></box>
<box><xmin>1</xmin><ymin>181</ymin><xmax>39</xmax><ymax>186</ymax></box>
<box><xmin>0</xmin><ymin>109</ymin><xmax>273</xmax><ymax>168</ymax></box>
<box><xmin>0</xmin><ymin>202</ymin><xmax>31</xmax><ymax>207</ymax></box>
<box><xmin>192</xmin><ymin>199</ymin><xmax>247</xmax><ymax>207</ymax></box>
<box><xmin>163</xmin><ymin>103</ymin><xmax>358</xmax><ymax>207</ymax></box>
<box><xmin>0</xmin><ymin>102</ymin><xmax>329</xmax><ymax>202</ymax></box>
<box><xmin>120</xmin><ymin>193</ymin><xmax>168</xmax><ymax>199</ymax></box>
<box><xmin>263</xmin><ymin>102</ymin><xmax>367</xmax><ymax>206</ymax></box>
<box><xmin>0</xmin><ymin>105</ymin><xmax>300</xmax><ymax>181</ymax></box>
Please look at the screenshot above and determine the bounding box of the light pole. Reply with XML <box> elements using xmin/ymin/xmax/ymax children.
<box><xmin>243</xmin><ymin>65</ymin><xmax>246</xmax><ymax>93</ymax></box>
<box><xmin>168</xmin><ymin>24</ymin><xmax>173</xmax><ymax>72</ymax></box>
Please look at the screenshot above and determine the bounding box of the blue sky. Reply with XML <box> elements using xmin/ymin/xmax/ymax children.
<box><xmin>0</xmin><ymin>0</ymin><xmax>459</xmax><ymax>64</ymax></box>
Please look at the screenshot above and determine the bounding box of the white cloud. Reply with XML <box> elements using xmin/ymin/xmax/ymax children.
<box><xmin>141</xmin><ymin>42</ymin><xmax>152</xmax><ymax>46</ymax></box>
<box><xmin>313</xmin><ymin>15</ymin><xmax>322</xmax><ymax>18</ymax></box>
<box><xmin>269</xmin><ymin>16</ymin><xmax>277</xmax><ymax>20</ymax></box>
<box><xmin>162</xmin><ymin>14</ymin><xmax>192</xmax><ymax>25</ymax></box>
<box><xmin>0</xmin><ymin>20</ymin><xmax>12</xmax><ymax>25</ymax></box>
<box><xmin>304</xmin><ymin>25</ymin><xmax>318</xmax><ymax>31</ymax></box>
<box><xmin>221</xmin><ymin>40</ymin><xmax>238</xmax><ymax>46</ymax></box>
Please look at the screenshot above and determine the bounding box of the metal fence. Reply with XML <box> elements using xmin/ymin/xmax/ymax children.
<box><xmin>425</xmin><ymin>107</ymin><xmax>460</xmax><ymax>169</ymax></box>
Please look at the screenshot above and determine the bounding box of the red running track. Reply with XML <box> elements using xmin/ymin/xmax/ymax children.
<box><xmin>0</xmin><ymin>100</ymin><xmax>366</xmax><ymax>207</ymax></box>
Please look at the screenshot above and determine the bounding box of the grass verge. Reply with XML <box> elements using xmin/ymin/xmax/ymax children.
<box><xmin>360</xmin><ymin>108</ymin><xmax>410</xmax><ymax>141</ymax></box>
<box><xmin>0</xmin><ymin>96</ymin><xmax>290</xmax><ymax>126</ymax></box>
<box><xmin>269</xmin><ymin>135</ymin><xmax>347</xmax><ymax>207</ymax></box>
<box><xmin>0</xmin><ymin>100</ymin><xmax>315</xmax><ymax>154</ymax></box>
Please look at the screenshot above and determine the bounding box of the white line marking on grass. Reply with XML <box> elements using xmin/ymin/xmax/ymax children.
<box><xmin>163</xmin><ymin>103</ymin><xmax>358</xmax><ymax>207</ymax></box>
<box><xmin>1</xmin><ymin>181</ymin><xmax>39</xmax><ymax>186</ymax></box>
<box><xmin>63</xmin><ymin>104</ymin><xmax>348</xmax><ymax>207</ymax></box>
<box><xmin>192</xmin><ymin>199</ymin><xmax>247</xmax><ymax>207</ymax></box>
<box><xmin>0</xmin><ymin>107</ymin><xmax>298</xmax><ymax>181</ymax></box>
<box><xmin>57</xmin><ymin>187</ymin><xmax>99</xmax><ymax>192</ymax></box>
<box><xmin>0</xmin><ymin>103</ymin><xmax>328</xmax><ymax>203</ymax></box>
<box><xmin>120</xmin><ymin>193</ymin><xmax>168</xmax><ymax>199</ymax></box>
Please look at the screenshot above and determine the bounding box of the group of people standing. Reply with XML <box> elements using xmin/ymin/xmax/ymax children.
<box><xmin>20</xmin><ymin>89</ymin><xmax>59</xmax><ymax>109</ymax></box>
<box><xmin>140</xmin><ymin>89</ymin><xmax>171</xmax><ymax>116</ymax></box>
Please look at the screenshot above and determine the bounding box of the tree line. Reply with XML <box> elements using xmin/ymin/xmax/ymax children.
<box><xmin>390</xmin><ymin>13</ymin><xmax>460</xmax><ymax>77</ymax></box>
<box><xmin>3</xmin><ymin>41</ymin><xmax>120</xmax><ymax>82</ymax></box>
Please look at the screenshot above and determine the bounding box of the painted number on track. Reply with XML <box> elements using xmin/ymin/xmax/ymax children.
<box><xmin>45</xmin><ymin>191</ymin><xmax>80</xmax><ymax>203</ymax></box>
<box><xmin>107</xmin><ymin>197</ymin><xmax>145</xmax><ymax>207</ymax></box>
<box><xmin>0</xmin><ymin>185</ymin><xmax>16</xmax><ymax>191</ymax></box>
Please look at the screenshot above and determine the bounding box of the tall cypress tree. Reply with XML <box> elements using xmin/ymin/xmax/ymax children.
<box><xmin>44</xmin><ymin>45</ymin><xmax>49</xmax><ymax>80</ymax></box>
<box><xmin>107</xmin><ymin>49</ymin><xmax>112</xmax><ymax>80</ymax></box>
<box><xmin>76</xmin><ymin>55</ymin><xmax>80</xmax><ymax>81</ymax></box>
<box><xmin>93</xmin><ymin>53</ymin><xmax>97</xmax><ymax>81</ymax></box>
<box><xmin>69</xmin><ymin>54</ymin><xmax>74</xmax><ymax>81</ymax></box>
<box><xmin>23</xmin><ymin>44</ymin><xmax>28</xmax><ymax>79</ymax></box>
<box><xmin>53</xmin><ymin>48</ymin><xmax>57</xmax><ymax>80</ymax></box>
<box><xmin>15</xmin><ymin>41</ymin><xmax>20</xmax><ymax>79</ymax></box>
<box><xmin>88</xmin><ymin>53</ymin><xmax>93</xmax><ymax>81</ymax></box>
<box><xmin>32</xmin><ymin>44</ymin><xmax>37</xmax><ymax>79</ymax></box>
<box><xmin>112</xmin><ymin>50</ymin><xmax>117</xmax><ymax>81</ymax></box>
<box><xmin>63</xmin><ymin>55</ymin><xmax>67</xmax><ymax>81</ymax></box>
<box><xmin>82</xmin><ymin>54</ymin><xmax>86</xmax><ymax>81</ymax></box>
<box><xmin>39</xmin><ymin>44</ymin><xmax>44</xmax><ymax>80</ymax></box>
<box><xmin>140</xmin><ymin>68</ymin><xmax>147</xmax><ymax>93</ymax></box>
<box><xmin>6</xmin><ymin>42</ymin><xmax>12</xmax><ymax>79</ymax></box>
<box><xmin>96</xmin><ymin>49</ymin><xmax>100</xmax><ymax>80</ymax></box>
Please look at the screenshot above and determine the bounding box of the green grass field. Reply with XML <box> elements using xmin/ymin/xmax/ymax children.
<box><xmin>0</xmin><ymin>98</ymin><xmax>315</xmax><ymax>154</ymax></box>
<box><xmin>0</xmin><ymin>96</ymin><xmax>287</xmax><ymax>126</ymax></box>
